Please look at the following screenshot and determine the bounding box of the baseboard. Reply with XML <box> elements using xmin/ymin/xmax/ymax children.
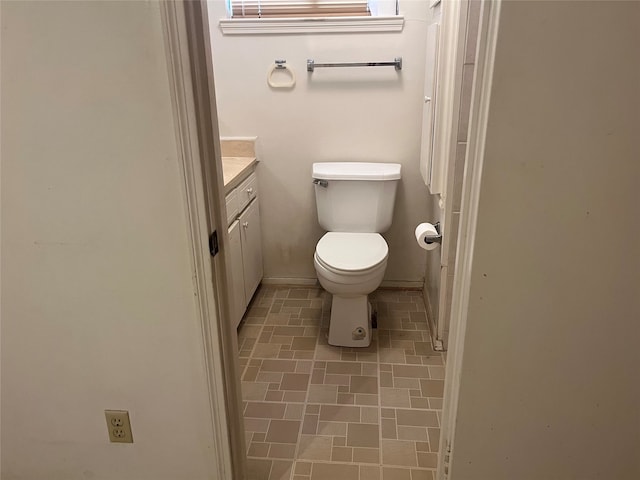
<box><xmin>261</xmin><ymin>277</ymin><xmax>319</xmax><ymax>287</ymax></box>
<box><xmin>380</xmin><ymin>280</ymin><xmax>423</xmax><ymax>290</ymax></box>
<box><xmin>261</xmin><ymin>277</ymin><xmax>423</xmax><ymax>290</ymax></box>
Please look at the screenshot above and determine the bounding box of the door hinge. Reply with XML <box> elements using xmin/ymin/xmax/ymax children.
<box><xmin>209</xmin><ymin>230</ymin><xmax>219</xmax><ymax>257</ymax></box>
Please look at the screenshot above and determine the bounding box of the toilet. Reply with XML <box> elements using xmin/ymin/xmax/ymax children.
<box><xmin>312</xmin><ymin>162</ymin><xmax>401</xmax><ymax>347</ymax></box>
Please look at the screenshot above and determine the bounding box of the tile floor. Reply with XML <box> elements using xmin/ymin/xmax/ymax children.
<box><xmin>237</xmin><ymin>285</ymin><xmax>445</xmax><ymax>480</ymax></box>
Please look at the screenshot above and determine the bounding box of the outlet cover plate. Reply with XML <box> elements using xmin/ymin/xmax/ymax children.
<box><xmin>105</xmin><ymin>410</ymin><xmax>133</xmax><ymax>443</ymax></box>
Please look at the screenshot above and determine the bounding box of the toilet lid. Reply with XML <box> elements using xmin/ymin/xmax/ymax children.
<box><xmin>316</xmin><ymin>232</ymin><xmax>388</xmax><ymax>272</ymax></box>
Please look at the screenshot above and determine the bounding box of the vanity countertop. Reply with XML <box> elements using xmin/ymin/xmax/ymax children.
<box><xmin>222</xmin><ymin>156</ymin><xmax>257</xmax><ymax>193</ymax></box>
<box><xmin>220</xmin><ymin>137</ymin><xmax>258</xmax><ymax>194</ymax></box>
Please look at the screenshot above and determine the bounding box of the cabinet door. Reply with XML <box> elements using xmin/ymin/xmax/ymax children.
<box><xmin>228</xmin><ymin>220</ymin><xmax>246</xmax><ymax>329</ymax></box>
<box><xmin>239</xmin><ymin>198</ymin><xmax>263</xmax><ymax>303</ymax></box>
<box><xmin>420</xmin><ymin>22</ymin><xmax>440</xmax><ymax>190</ymax></box>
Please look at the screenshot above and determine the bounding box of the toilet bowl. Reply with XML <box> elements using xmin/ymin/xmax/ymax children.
<box><xmin>314</xmin><ymin>232</ymin><xmax>388</xmax><ymax>347</ymax></box>
<box><xmin>312</xmin><ymin>162</ymin><xmax>401</xmax><ymax>348</ymax></box>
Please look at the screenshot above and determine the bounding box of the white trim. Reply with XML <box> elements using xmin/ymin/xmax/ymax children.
<box><xmin>423</xmin><ymin>282</ymin><xmax>445</xmax><ymax>351</ymax></box>
<box><xmin>437</xmin><ymin>1</ymin><xmax>501</xmax><ymax>478</ymax></box>
<box><xmin>380</xmin><ymin>280</ymin><xmax>423</xmax><ymax>289</ymax></box>
<box><xmin>219</xmin><ymin>15</ymin><xmax>404</xmax><ymax>34</ymax></box>
<box><xmin>261</xmin><ymin>277</ymin><xmax>423</xmax><ymax>289</ymax></box>
<box><xmin>160</xmin><ymin>3</ymin><xmax>233</xmax><ymax>479</ymax></box>
<box><xmin>261</xmin><ymin>277</ymin><xmax>319</xmax><ymax>286</ymax></box>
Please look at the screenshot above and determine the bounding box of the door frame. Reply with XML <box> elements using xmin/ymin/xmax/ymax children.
<box><xmin>160</xmin><ymin>1</ymin><xmax>246</xmax><ymax>478</ymax></box>
<box><xmin>161</xmin><ymin>0</ymin><xmax>502</xmax><ymax>478</ymax></box>
<box><xmin>437</xmin><ymin>1</ymin><xmax>501</xmax><ymax>478</ymax></box>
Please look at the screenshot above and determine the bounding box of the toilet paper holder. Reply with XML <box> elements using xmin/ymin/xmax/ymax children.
<box><xmin>423</xmin><ymin>222</ymin><xmax>442</xmax><ymax>244</ymax></box>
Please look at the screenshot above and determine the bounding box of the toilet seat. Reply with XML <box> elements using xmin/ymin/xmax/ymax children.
<box><xmin>315</xmin><ymin>232</ymin><xmax>388</xmax><ymax>274</ymax></box>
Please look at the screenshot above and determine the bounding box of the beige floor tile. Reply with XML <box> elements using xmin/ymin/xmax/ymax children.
<box><xmin>296</xmin><ymin>361</ymin><xmax>314</xmax><ymax>374</ymax></box>
<box><xmin>245</xmin><ymin>402</ymin><xmax>286</xmax><ymax>419</ymax></box>
<box><xmin>319</xmin><ymin>405</ymin><xmax>361</xmax><ymax>422</ymax></box>
<box><xmin>246</xmin><ymin>458</ymin><xmax>272</xmax><ymax>480</ymax></box>
<box><xmin>382</xmin><ymin>467</ymin><xmax>412</xmax><ymax>480</ymax></box>
<box><xmin>310</xmin><ymin>462</ymin><xmax>359</xmax><ymax>480</ymax></box>
<box><xmin>248</xmin><ymin>442</ymin><xmax>270</xmax><ymax>457</ymax></box>
<box><xmin>294</xmin><ymin>461</ymin><xmax>312</xmax><ymax>475</ymax></box>
<box><xmin>395</xmin><ymin>409</ymin><xmax>438</xmax><ymax>428</ymax></box>
<box><xmin>281</xmin><ymin>373</ymin><xmax>311</xmax><ymax>391</ymax></box>
<box><xmin>244</xmin><ymin>417</ymin><xmax>270</xmax><ymax>433</ymax></box>
<box><xmin>381</xmin><ymin>418</ymin><xmax>397</xmax><ymax>439</ymax></box>
<box><xmin>427</xmin><ymin>428</ymin><xmax>440</xmax><ymax>452</ymax></box>
<box><xmin>355</xmin><ymin>394</ymin><xmax>378</xmax><ymax>406</ymax></box>
<box><xmin>416</xmin><ymin>452</ymin><xmax>437</xmax><ymax>468</ymax></box>
<box><xmin>261</xmin><ymin>359</ymin><xmax>297</xmax><ymax>372</ymax></box>
<box><xmin>315</xmin><ymin>344</ymin><xmax>342</xmax><ymax>360</ymax></box>
<box><xmin>326</xmin><ymin>361</ymin><xmax>362</xmax><ymax>375</ymax></box>
<box><xmin>317</xmin><ymin>421</ymin><xmax>347</xmax><ymax>436</ymax></box>
<box><xmin>361</xmin><ymin>406</ymin><xmax>379</xmax><ymax>424</ymax></box>
<box><xmin>292</xmin><ymin>337</ymin><xmax>317</xmax><ymax>351</ymax></box>
<box><xmin>347</xmin><ymin>423</ymin><xmax>379</xmax><ymax>448</ymax></box>
<box><xmin>285</xmin><ymin>403</ymin><xmax>305</xmax><ymax>420</ymax></box>
<box><xmin>381</xmin><ymin>388</ymin><xmax>411</xmax><ymax>408</ymax></box>
<box><xmin>302</xmin><ymin>414</ymin><xmax>318</xmax><ymax>435</ymax></box>
<box><xmin>284</xmin><ymin>391</ymin><xmax>307</xmax><ymax>403</ymax></box>
<box><xmin>307</xmin><ymin>385</ymin><xmax>338</xmax><ymax>404</ymax></box>
<box><xmin>419</xmin><ymin>380</ymin><xmax>444</xmax><ymax>398</ymax></box>
<box><xmin>331</xmin><ymin>446</ymin><xmax>353</xmax><ymax>462</ymax></box>
<box><xmin>253</xmin><ymin>344</ymin><xmax>283</xmax><ymax>359</ymax></box>
<box><xmin>397</xmin><ymin>426</ymin><xmax>428</xmax><ymax>442</ymax></box>
<box><xmin>353</xmin><ymin>447</ymin><xmax>380</xmax><ymax>464</ymax></box>
<box><xmin>410</xmin><ymin>469</ymin><xmax>434</xmax><ymax>480</ymax></box>
<box><xmin>324</xmin><ymin>374</ymin><xmax>350</xmax><ymax>386</ymax></box>
<box><xmin>392</xmin><ymin>365</ymin><xmax>430</xmax><ymax>379</ymax></box>
<box><xmin>269</xmin><ymin>443</ymin><xmax>297</xmax><ymax>459</ymax></box>
<box><xmin>297</xmin><ymin>435</ymin><xmax>332</xmax><ymax>461</ymax></box>
<box><xmin>274</xmin><ymin>326</ymin><xmax>306</xmax><ymax>336</ymax></box>
<box><xmin>380</xmin><ymin>348</ymin><xmax>405</xmax><ymax>363</ymax></box>
<box><xmin>350</xmin><ymin>376</ymin><xmax>378</xmax><ymax>394</ymax></box>
<box><xmin>270</xmin><ymin>460</ymin><xmax>294</xmax><ymax>480</ymax></box>
<box><xmin>394</xmin><ymin>377</ymin><xmax>420</xmax><ymax>389</ymax></box>
<box><xmin>360</xmin><ymin>465</ymin><xmax>381</xmax><ymax>480</ymax></box>
<box><xmin>381</xmin><ymin>439</ymin><xmax>418</xmax><ymax>467</ymax></box>
<box><xmin>409</xmin><ymin>397</ymin><xmax>429</xmax><ymax>409</ymax></box>
<box><xmin>242</xmin><ymin>382</ymin><xmax>269</xmax><ymax>401</ymax></box>
<box><xmin>265</xmin><ymin>419</ymin><xmax>302</xmax><ymax>444</ymax></box>
<box><xmin>415</xmin><ymin>442</ymin><xmax>429</xmax><ymax>453</ymax></box>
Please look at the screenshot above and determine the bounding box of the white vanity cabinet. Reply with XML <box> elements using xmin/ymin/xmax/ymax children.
<box><xmin>226</xmin><ymin>171</ymin><xmax>263</xmax><ymax>328</ymax></box>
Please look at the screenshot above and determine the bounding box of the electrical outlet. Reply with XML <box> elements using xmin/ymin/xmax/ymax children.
<box><xmin>105</xmin><ymin>410</ymin><xmax>133</xmax><ymax>443</ymax></box>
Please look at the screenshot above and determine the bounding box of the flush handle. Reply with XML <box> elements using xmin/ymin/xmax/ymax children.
<box><xmin>313</xmin><ymin>179</ymin><xmax>328</xmax><ymax>188</ymax></box>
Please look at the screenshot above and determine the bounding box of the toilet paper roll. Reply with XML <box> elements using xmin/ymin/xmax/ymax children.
<box><xmin>415</xmin><ymin>223</ymin><xmax>440</xmax><ymax>251</ymax></box>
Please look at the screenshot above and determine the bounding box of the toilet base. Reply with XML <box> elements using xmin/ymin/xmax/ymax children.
<box><xmin>328</xmin><ymin>295</ymin><xmax>372</xmax><ymax>348</ymax></box>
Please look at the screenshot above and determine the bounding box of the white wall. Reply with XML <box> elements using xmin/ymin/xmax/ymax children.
<box><xmin>1</xmin><ymin>2</ymin><xmax>218</xmax><ymax>478</ymax></box>
<box><xmin>208</xmin><ymin>0</ymin><xmax>433</xmax><ymax>284</ymax></box>
<box><xmin>451</xmin><ymin>1</ymin><xmax>640</xmax><ymax>478</ymax></box>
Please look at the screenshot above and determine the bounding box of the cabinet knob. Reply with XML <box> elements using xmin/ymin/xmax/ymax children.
<box><xmin>242</xmin><ymin>222</ymin><xmax>249</xmax><ymax>229</ymax></box>
<box><xmin>246</xmin><ymin>187</ymin><xmax>254</xmax><ymax>195</ymax></box>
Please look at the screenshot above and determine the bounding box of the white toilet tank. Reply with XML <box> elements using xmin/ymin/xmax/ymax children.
<box><xmin>313</xmin><ymin>162</ymin><xmax>401</xmax><ymax>233</ymax></box>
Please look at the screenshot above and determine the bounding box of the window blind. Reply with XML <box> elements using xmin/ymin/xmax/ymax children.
<box><xmin>230</xmin><ymin>1</ymin><xmax>371</xmax><ymax>18</ymax></box>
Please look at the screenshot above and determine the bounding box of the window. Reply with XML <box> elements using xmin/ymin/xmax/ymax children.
<box><xmin>220</xmin><ymin>0</ymin><xmax>404</xmax><ymax>34</ymax></box>
<box><xmin>229</xmin><ymin>1</ymin><xmax>372</xmax><ymax>18</ymax></box>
